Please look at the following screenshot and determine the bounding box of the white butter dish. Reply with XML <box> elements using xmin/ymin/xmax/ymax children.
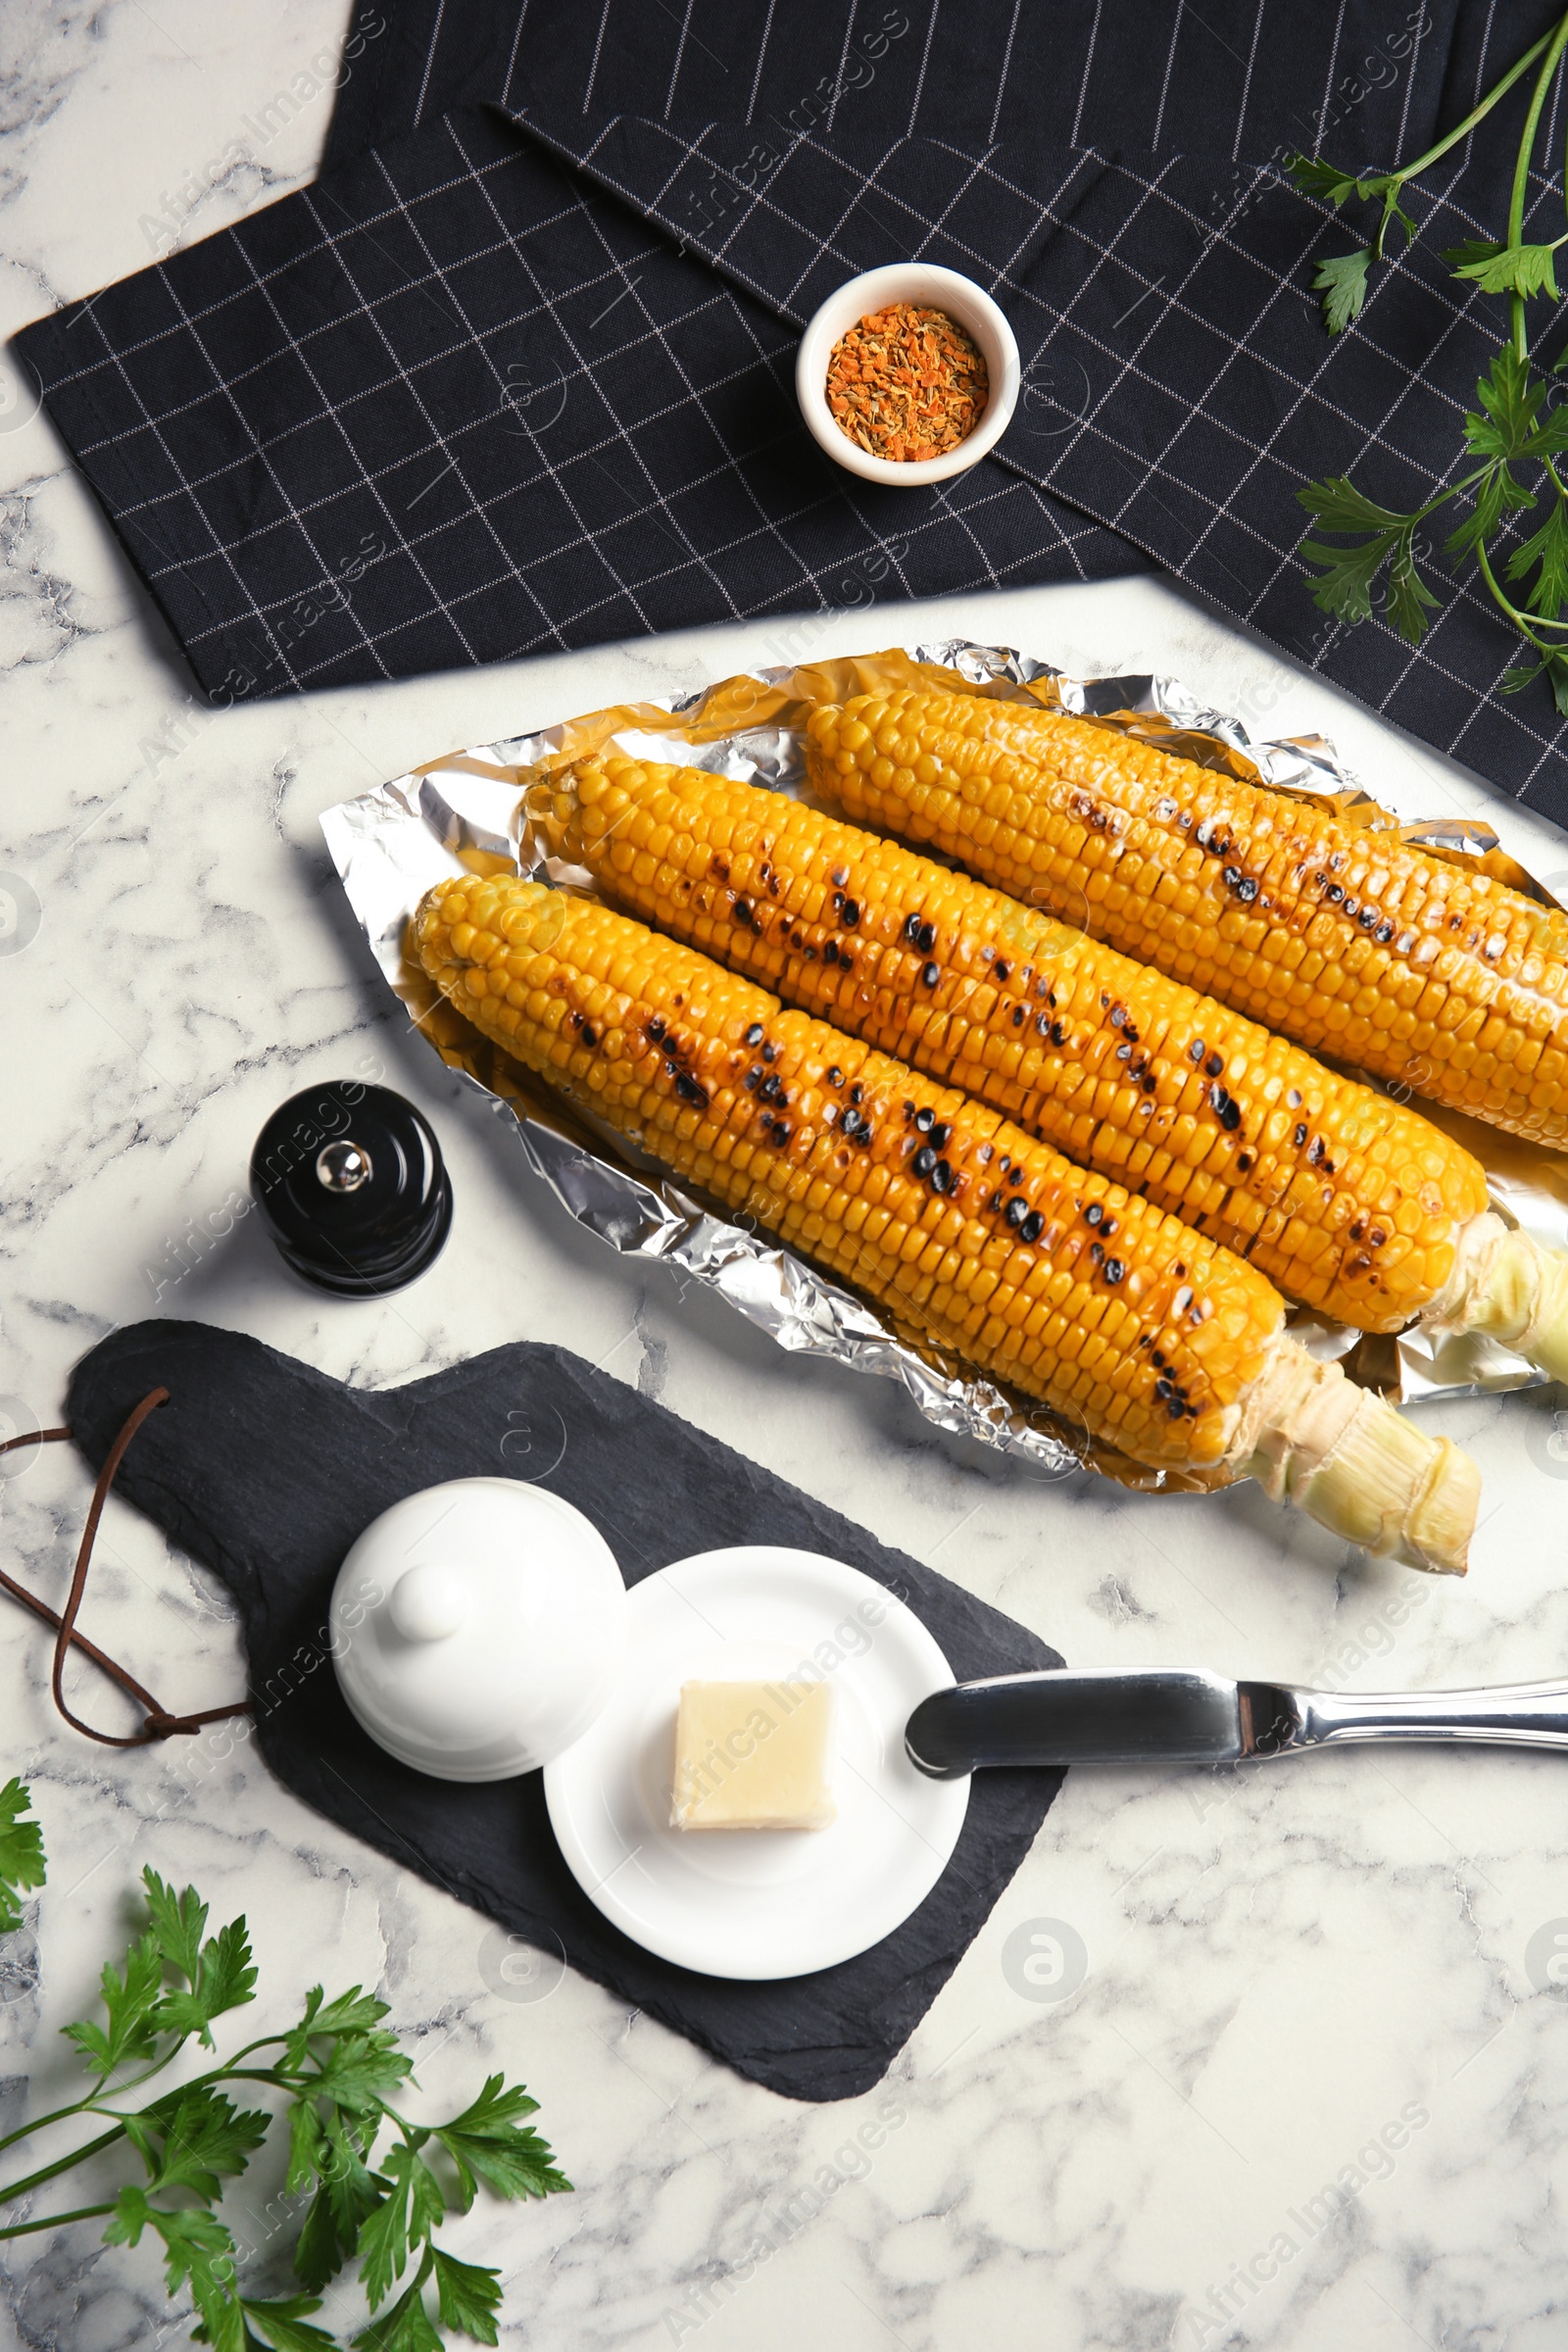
<box><xmin>330</xmin><ymin>1477</ymin><xmax>626</xmax><ymax>1782</ymax></box>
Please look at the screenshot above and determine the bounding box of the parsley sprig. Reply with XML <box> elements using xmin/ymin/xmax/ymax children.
<box><xmin>0</xmin><ymin>1783</ymin><xmax>570</xmax><ymax>2352</ymax></box>
<box><xmin>1287</xmin><ymin>9</ymin><xmax>1568</xmax><ymax>706</ymax></box>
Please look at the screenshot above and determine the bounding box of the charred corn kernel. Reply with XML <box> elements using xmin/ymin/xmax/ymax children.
<box><xmin>414</xmin><ymin>875</ymin><xmax>1477</xmax><ymax>1571</ymax></box>
<box><xmin>541</xmin><ymin>752</ymin><xmax>1489</xmax><ymax>1334</ymax></box>
<box><xmin>805</xmin><ymin>687</ymin><xmax>1568</xmax><ymax>1148</ymax></box>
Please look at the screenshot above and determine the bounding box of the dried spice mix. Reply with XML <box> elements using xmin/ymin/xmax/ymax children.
<box><xmin>824</xmin><ymin>303</ymin><xmax>990</xmax><ymax>463</ymax></box>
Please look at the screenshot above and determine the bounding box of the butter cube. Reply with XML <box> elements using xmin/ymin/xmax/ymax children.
<box><xmin>670</xmin><ymin>1679</ymin><xmax>836</xmax><ymax>1831</ymax></box>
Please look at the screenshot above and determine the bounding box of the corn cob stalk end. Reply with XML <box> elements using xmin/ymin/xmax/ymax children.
<box><xmin>1424</xmin><ymin>1213</ymin><xmax>1568</xmax><ymax>1387</ymax></box>
<box><xmin>1238</xmin><ymin>1339</ymin><xmax>1475</xmax><ymax>1574</ymax></box>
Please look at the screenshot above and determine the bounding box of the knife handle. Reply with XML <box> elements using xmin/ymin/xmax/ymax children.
<box><xmin>1296</xmin><ymin>1679</ymin><xmax>1568</xmax><ymax>1749</ymax></box>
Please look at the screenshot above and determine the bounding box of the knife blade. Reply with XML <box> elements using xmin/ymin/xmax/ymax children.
<box><xmin>904</xmin><ymin>1668</ymin><xmax>1568</xmax><ymax>1779</ymax></box>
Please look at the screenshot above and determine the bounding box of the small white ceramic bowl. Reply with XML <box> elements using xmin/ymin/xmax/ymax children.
<box><xmin>795</xmin><ymin>262</ymin><xmax>1020</xmax><ymax>487</ymax></box>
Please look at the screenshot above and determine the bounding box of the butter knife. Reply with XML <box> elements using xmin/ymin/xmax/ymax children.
<box><xmin>905</xmin><ymin>1667</ymin><xmax>1568</xmax><ymax>1779</ymax></box>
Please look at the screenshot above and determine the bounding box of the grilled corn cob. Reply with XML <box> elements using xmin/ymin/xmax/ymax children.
<box><xmin>805</xmin><ymin>686</ymin><xmax>1568</xmax><ymax>1149</ymax></box>
<box><xmin>414</xmin><ymin>874</ymin><xmax>1477</xmax><ymax>1570</ymax></box>
<box><xmin>537</xmin><ymin>753</ymin><xmax>1568</xmax><ymax>1377</ymax></box>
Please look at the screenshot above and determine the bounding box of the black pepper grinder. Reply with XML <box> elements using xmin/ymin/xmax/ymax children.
<box><xmin>250</xmin><ymin>1081</ymin><xmax>453</xmax><ymax>1297</ymax></box>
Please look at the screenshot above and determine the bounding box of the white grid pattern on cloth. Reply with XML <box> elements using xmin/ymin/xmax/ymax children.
<box><xmin>20</xmin><ymin>102</ymin><xmax>1130</xmax><ymax>697</ymax></box>
<box><xmin>524</xmin><ymin>97</ymin><xmax>1568</xmax><ymax>807</ymax></box>
<box><xmin>128</xmin><ymin>303</ymin><xmax>770</xmax><ymax>593</ymax></box>
<box><xmin>1393</xmin><ymin>0</ymin><xmax>1428</xmax><ymax>159</ymax></box>
<box><xmin>412</xmin><ymin>0</ymin><xmax>449</xmax><ymax>128</ymax></box>
<box><xmin>1150</xmin><ymin>4</ymin><xmax>1188</xmax><ymax>155</ymax></box>
<box><xmin>142</xmin><ymin>318</ymin><xmax>1067</xmax><ymax>648</ymax></box>
<box><xmin>371</xmin><ymin>135</ymin><xmax>692</xmax><ymax>633</ymax></box>
<box><xmin>563</xmin><ymin>109</ymin><xmax>1511</xmax><ymax>486</ymax></box>
<box><xmin>984</xmin><ymin>0</ymin><xmax>1022</xmax><ymax>149</ymax></box>
<box><xmin>227</xmin><ymin>460</ymin><xmax>1104</xmax><ymax>690</ymax></box>
<box><xmin>1044</xmin><ymin>170</ymin><xmax>1410</xmax><ymax>537</ymax></box>
<box><xmin>440</xmin><ymin>117</ymin><xmax>749</xmax><ymax>627</ymax></box>
<box><xmin>1069</xmin><ymin>0</ymin><xmax>1107</xmax><ymax>150</ymax></box>
<box><xmin>1460</xmin><ymin>0</ymin><xmax>1502</xmax><ymax>168</ymax></box>
<box><xmin>1313</xmin><ymin>0</ymin><xmax>1352</xmax><ymax>137</ymax></box>
<box><xmin>499</xmin><ymin>0</ymin><xmax>533</xmax><ymax>113</ymax></box>
<box><xmin>95</xmin><ymin>321</ymin><xmax>315</xmax><ymax>696</ymax></box>
<box><xmin>581</xmin><ymin>0</ymin><xmax>614</xmax><ymax>115</ymax></box>
<box><xmin>31</xmin><ymin>33</ymin><xmax>1460</xmax><ymax>409</ymax></box>
<box><xmin>743</xmin><ymin>0</ymin><xmax>779</xmax><ymax>124</ymax></box>
<box><xmin>159</xmin><ymin>271</ymin><xmax>398</xmax><ymax>685</ymax></box>
<box><xmin>1230</xmin><ymin>0</ymin><xmax>1267</xmax><ymax>164</ymax></box>
<box><xmin>992</xmin><ymin>176</ymin><xmax>1568</xmax><ymax>784</ymax></box>
<box><xmin>823</xmin><ymin>4</ymin><xmax>860</xmax><ymax>139</ymax></box>
<box><xmin>64</xmin><ymin>224</ymin><xmax>682</xmax><ymax>466</ymax></box>
<box><xmin>37</xmin><ymin>144</ymin><xmax>573</xmax><ymax>394</ymax></box>
<box><xmin>23</xmin><ymin>1</ymin><xmax>1552</xmax><ymax>802</ymax></box>
<box><xmin>903</xmin><ymin>0</ymin><xmax>942</xmax><ymax>138</ymax></box>
<box><xmin>368</xmin><ymin>0</ymin><xmax>1456</xmax><ymax>183</ymax></box>
<box><xmin>555</xmin><ymin>118</ymin><xmax>1481</xmax><ymax>500</ymax></box>
<box><xmin>227</xmin><ymin>213</ymin><xmax>484</xmax><ymax>672</ymax></box>
<box><xmin>305</xmin><ymin>176</ymin><xmax>557</xmax><ymax>635</ymax></box>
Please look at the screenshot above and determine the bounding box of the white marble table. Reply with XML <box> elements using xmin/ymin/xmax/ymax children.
<box><xmin>4</xmin><ymin>8</ymin><xmax>1568</xmax><ymax>2348</ymax></box>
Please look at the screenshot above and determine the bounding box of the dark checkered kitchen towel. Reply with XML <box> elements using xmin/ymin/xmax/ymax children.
<box><xmin>17</xmin><ymin>0</ymin><xmax>1568</xmax><ymax>823</ymax></box>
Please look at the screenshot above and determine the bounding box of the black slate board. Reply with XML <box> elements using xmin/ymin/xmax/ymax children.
<box><xmin>66</xmin><ymin>1322</ymin><xmax>1064</xmax><ymax>2103</ymax></box>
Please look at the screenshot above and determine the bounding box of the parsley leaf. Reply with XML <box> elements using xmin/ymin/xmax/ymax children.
<box><xmin>1296</xmin><ymin>477</ymin><xmax>1435</xmax><ymax>635</ymax></box>
<box><xmin>287</xmin><ymin>2093</ymin><xmax>328</xmax><ymax>2196</ymax></box>
<box><xmin>433</xmin><ymin>2078</ymin><xmax>571</xmax><ymax>2207</ymax></box>
<box><xmin>429</xmin><ymin>2252</ymin><xmax>502</xmax><ymax>2347</ymax></box>
<box><xmin>1452</xmin><ymin>242</ymin><xmax>1563</xmax><ymax>300</ymax></box>
<box><xmin>64</xmin><ymin>1933</ymin><xmax>165</xmax><ymax>2079</ymax></box>
<box><xmin>1385</xmin><ymin>551</ymin><xmax>1442</xmax><ymax>642</ymax></box>
<box><xmin>357</xmin><ymin>2145</ymin><xmax>448</xmax><ymax>2310</ymax></box>
<box><xmin>0</xmin><ymin>1781</ymin><xmax>45</xmax><ymax>1936</ymax></box>
<box><xmin>309</xmin><ymin>2032</ymin><xmax>415</xmax><ymax>2117</ymax></box>
<box><xmin>1446</xmin><ymin>463</ymin><xmax>1536</xmax><ymax>562</ymax></box>
<box><xmin>294</xmin><ymin>2187</ymin><xmax>363</xmax><ymax>2299</ymax></box>
<box><xmin>1313</xmin><ymin>249</ymin><xmax>1373</xmax><ymax>333</ymax></box>
<box><xmin>1501</xmin><ymin>649</ymin><xmax>1568</xmax><ymax>711</ymax></box>
<box><xmin>108</xmin><ymin>2189</ymin><xmax>243</xmax><ymax>2352</ymax></box>
<box><xmin>124</xmin><ymin>2084</ymin><xmax>270</xmax><ymax>2202</ymax></box>
<box><xmin>292</xmin><ymin>2108</ymin><xmax>386</xmax><ymax>2293</ymax></box>
<box><xmin>284</xmin><ymin>1986</ymin><xmax>391</xmax><ymax>2072</ymax></box>
<box><xmin>1467</xmin><ymin>343</ymin><xmax>1550</xmax><ymax>458</ymax></box>
<box><xmin>151</xmin><ymin>1914</ymin><xmax>258</xmax><ymax>2047</ymax></box>
<box><xmin>1354</xmin><ymin>173</ymin><xmax>1418</xmax><ymax>248</ymax></box>
<box><xmin>61</xmin><ymin>1877</ymin><xmax>257</xmax><ymax>2074</ymax></box>
<box><xmin>1506</xmin><ymin>498</ymin><xmax>1568</xmax><ymax>616</ymax></box>
<box><xmin>236</xmin><ymin>2297</ymin><xmax>338</xmax><ymax>2352</ymax></box>
<box><xmin>352</xmin><ymin>2253</ymin><xmax>442</xmax><ymax>2352</ymax></box>
<box><xmin>1286</xmin><ymin>29</ymin><xmax>1568</xmax><ymax>674</ymax></box>
<box><xmin>141</xmin><ymin>1869</ymin><xmax>208</xmax><ymax>1984</ymax></box>
<box><xmin>1298</xmin><ymin>528</ymin><xmax>1396</xmax><ymax>624</ymax></box>
<box><xmin>1285</xmin><ymin>154</ymin><xmax>1361</xmax><ymax>208</ymax></box>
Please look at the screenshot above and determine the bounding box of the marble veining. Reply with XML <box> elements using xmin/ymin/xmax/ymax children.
<box><xmin>4</xmin><ymin>6</ymin><xmax>1568</xmax><ymax>2347</ymax></box>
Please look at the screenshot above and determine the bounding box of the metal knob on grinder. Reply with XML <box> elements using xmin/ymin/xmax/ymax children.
<box><xmin>250</xmin><ymin>1081</ymin><xmax>452</xmax><ymax>1296</ymax></box>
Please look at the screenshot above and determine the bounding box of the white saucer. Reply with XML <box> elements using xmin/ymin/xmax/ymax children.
<box><xmin>542</xmin><ymin>1547</ymin><xmax>970</xmax><ymax>1981</ymax></box>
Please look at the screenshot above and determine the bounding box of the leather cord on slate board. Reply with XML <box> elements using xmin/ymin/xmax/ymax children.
<box><xmin>0</xmin><ymin>1387</ymin><xmax>251</xmax><ymax>1748</ymax></box>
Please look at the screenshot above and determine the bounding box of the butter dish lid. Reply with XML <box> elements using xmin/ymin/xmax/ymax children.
<box><xmin>330</xmin><ymin>1478</ymin><xmax>626</xmax><ymax>1782</ymax></box>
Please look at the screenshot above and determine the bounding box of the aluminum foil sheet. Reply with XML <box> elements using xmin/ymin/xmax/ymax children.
<box><xmin>320</xmin><ymin>639</ymin><xmax>1568</xmax><ymax>1493</ymax></box>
